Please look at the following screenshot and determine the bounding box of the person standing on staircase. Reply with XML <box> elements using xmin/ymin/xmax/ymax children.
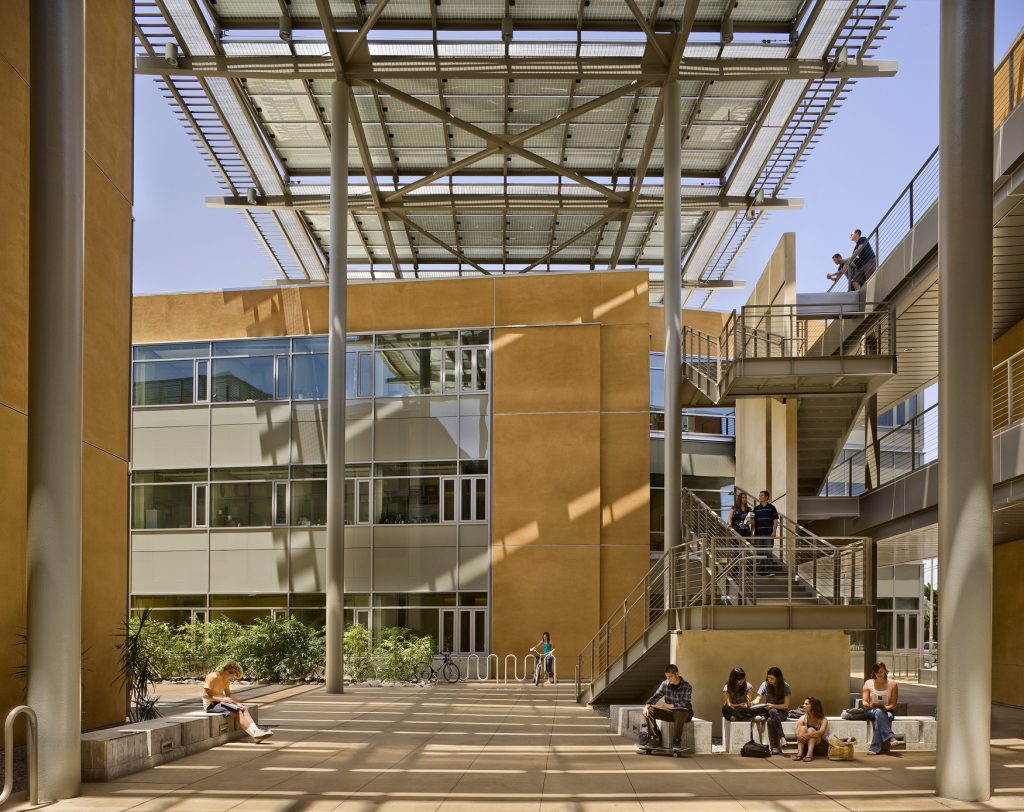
<box><xmin>751</xmin><ymin>490</ymin><xmax>780</xmax><ymax>576</ymax></box>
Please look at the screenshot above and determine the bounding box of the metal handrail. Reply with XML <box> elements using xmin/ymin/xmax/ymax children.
<box><xmin>576</xmin><ymin>532</ymin><xmax>867</xmax><ymax>692</ymax></box>
<box><xmin>683</xmin><ymin>303</ymin><xmax>894</xmax><ymax>404</ymax></box>
<box><xmin>1</xmin><ymin>705</ymin><xmax>39</xmax><ymax>808</ymax></box>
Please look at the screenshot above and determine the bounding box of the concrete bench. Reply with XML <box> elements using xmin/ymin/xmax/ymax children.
<box><xmin>724</xmin><ymin>717</ymin><xmax>869</xmax><ymax>753</ymax></box>
<box><xmin>723</xmin><ymin>714</ymin><xmax>936</xmax><ymax>753</ymax></box>
<box><xmin>609</xmin><ymin>705</ymin><xmax>712</xmax><ymax>754</ymax></box>
<box><xmin>81</xmin><ymin>705</ymin><xmax>259</xmax><ymax>782</ymax></box>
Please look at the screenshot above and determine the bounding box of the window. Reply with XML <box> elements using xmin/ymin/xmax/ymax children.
<box><xmin>375</xmin><ymin>477</ymin><xmax>441</xmax><ymax>524</ymax></box>
<box><xmin>461</xmin><ymin>347</ymin><xmax>487</xmax><ymax>392</ymax></box>
<box><xmin>275</xmin><ymin>356</ymin><xmax>290</xmax><ymax>400</ymax></box>
<box><xmin>356</xmin><ymin>478</ymin><xmax>372</xmax><ymax>524</ymax></box>
<box><xmin>293</xmin><ymin>354</ymin><xmax>328</xmax><ymax>400</ymax></box>
<box><xmin>274</xmin><ymin>481</ymin><xmax>289</xmax><ymax>526</ymax></box>
<box><xmin>209</xmin><ymin>472</ymin><xmax>284</xmax><ymax>527</ymax></box>
<box><xmin>442</xmin><ymin>477</ymin><xmax>456</xmax><ymax>522</ymax></box>
<box><xmin>133</xmin><ymin>360</ymin><xmax>195</xmax><ymax>405</ymax></box>
<box><xmin>132</xmin><ymin>483</ymin><xmax>193</xmax><ymax>529</ymax></box>
<box><xmin>291</xmin><ymin>479</ymin><xmax>327</xmax><ymax>526</ymax></box>
<box><xmin>375</xmin><ymin>348</ymin><xmax>443</xmax><ymax>396</ymax></box>
<box><xmin>195</xmin><ymin>360</ymin><xmax>209</xmax><ymax>403</ymax></box>
<box><xmin>194</xmin><ymin>484</ymin><xmax>207</xmax><ymax>527</ymax></box>
<box><xmin>461</xmin><ymin>476</ymin><xmax>487</xmax><ymax>522</ymax></box>
<box><xmin>211</xmin><ymin>356</ymin><xmax>275</xmax><ymax>402</ymax></box>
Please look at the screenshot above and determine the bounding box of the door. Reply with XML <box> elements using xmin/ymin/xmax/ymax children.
<box><xmin>354</xmin><ymin>608</ymin><xmax>370</xmax><ymax>630</ymax></box>
<box><xmin>440</xmin><ymin>608</ymin><xmax>456</xmax><ymax>653</ymax></box>
<box><xmin>458</xmin><ymin>608</ymin><xmax>487</xmax><ymax>655</ymax></box>
<box><xmin>895</xmin><ymin>612</ymin><xmax>918</xmax><ymax>651</ymax></box>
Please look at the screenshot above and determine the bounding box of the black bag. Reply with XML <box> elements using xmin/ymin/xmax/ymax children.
<box><xmin>723</xmin><ymin>704</ymin><xmax>759</xmax><ymax>722</ymax></box>
<box><xmin>637</xmin><ymin>720</ymin><xmax>654</xmax><ymax>747</ymax></box>
<box><xmin>841</xmin><ymin>707</ymin><xmax>872</xmax><ymax>721</ymax></box>
<box><xmin>740</xmin><ymin>720</ymin><xmax>772</xmax><ymax>758</ymax></box>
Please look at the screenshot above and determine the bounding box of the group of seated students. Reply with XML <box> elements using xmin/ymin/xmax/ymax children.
<box><xmin>642</xmin><ymin>661</ymin><xmax>901</xmax><ymax>759</ymax></box>
<box><xmin>722</xmin><ymin>662</ymin><xmax>902</xmax><ymax>757</ymax></box>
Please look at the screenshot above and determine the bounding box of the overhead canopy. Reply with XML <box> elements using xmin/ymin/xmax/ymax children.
<box><xmin>134</xmin><ymin>0</ymin><xmax>900</xmax><ymax>298</ymax></box>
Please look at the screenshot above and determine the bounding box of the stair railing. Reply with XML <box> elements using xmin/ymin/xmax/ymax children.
<box><xmin>1</xmin><ymin>705</ymin><xmax>40</xmax><ymax>808</ymax></box>
<box><xmin>733</xmin><ymin>487</ymin><xmax>866</xmax><ymax>604</ymax></box>
<box><xmin>682</xmin><ymin>488</ymin><xmax>758</xmax><ymax>606</ymax></box>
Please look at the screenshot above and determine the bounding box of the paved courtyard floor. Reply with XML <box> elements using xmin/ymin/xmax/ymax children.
<box><xmin>10</xmin><ymin>682</ymin><xmax>1024</xmax><ymax>811</ymax></box>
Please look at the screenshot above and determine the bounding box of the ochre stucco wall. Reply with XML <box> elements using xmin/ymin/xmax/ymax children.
<box><xmin>133</xmin><ymin>271</ymin><xmax>653</xmax><ymax>666</ymax></box>
<box><xmin>671</xmin><ymin>629</ymin><xmax>851</xmax><ymax>738</ymax></box>
<box><xmin>994</xmin><ymin>538</ymin><xmax>1024</xmax><ymax>707</ymax></box>
<box><xmin>0</xmin><ymin>0</ymin><xmax>132</xmax><ymax>729</ymax></box>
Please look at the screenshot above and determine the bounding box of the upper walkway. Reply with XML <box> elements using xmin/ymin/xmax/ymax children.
<box><xmin>8</xmin><ymin>682</ymin><xmax>1024</xmax><ymax>811</ymax></box>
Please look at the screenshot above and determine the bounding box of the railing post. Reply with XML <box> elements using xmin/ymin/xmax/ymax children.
<box><xmin>1008</xmin><ymin>359</ymin><xmax>1014</xmax><ymax>424</ymax></box>
<box><xmin>908</xmin><ymin>177</ymin><xmax>915</xmax><ymax>228</ymax></box>
<box><xmin>622</xmin><ymin>599</ymin><xmax>628</xmax><ymax>661</ymax></box>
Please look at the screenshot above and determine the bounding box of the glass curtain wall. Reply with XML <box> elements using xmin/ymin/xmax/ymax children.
<box><xmin>130</xmin><ymin>330</ymin><xmax>490</xmax><ymax>651</ymax></box>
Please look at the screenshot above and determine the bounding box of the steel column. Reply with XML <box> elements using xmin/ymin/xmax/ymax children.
<box><xmin>325</xmin><ymin>77</ymin><xmax>350</xmax><ymax>694</ymax></box>
<box><xmin>864</xmin><ymin>393</ymin><xmax>880</xmax><ymax>489</ymax></box>
<box><xmin>938</xmin><ymin>0</ymin><xmax>994</xmax><ymax>801</ymax></box>
<box><xmin>663</xmin><ymin>75</ymin><xmax>682</xmax><ymax>553</ymax></box>
<box><xmin>26</xmin><ymin>0</ymin><xmax>85</xmax><ymax>799</ymax></box>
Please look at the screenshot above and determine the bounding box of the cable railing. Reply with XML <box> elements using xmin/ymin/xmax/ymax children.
<box><xmin>576</xmin><ymin>531</ymin><xmax>868</xmax><ymax>690</ymax></box>
<box><xmin>649</xmin><ymin>408</ymin><xmax>735</xmax><ymax>436</ymax></box>
<box><xmin>683</xmin><ymin>302</ymin><xmax>894</xmax><ymax>403</ymax></box>
<box><xmin>824</xmin><ymin>342</ymin><xmax>1024</xmax><ymax>496</ymax></box>
<box><xmin>822</xmin><ymin>29</ymin><xmax>1024</xmax><ymax>297</ymax></box>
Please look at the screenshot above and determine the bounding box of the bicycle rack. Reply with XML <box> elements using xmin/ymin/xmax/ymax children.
<box><xmin>502</xmin><ymin>654</ymin><xmax>521</xmax><ymax>684</ymax></box>
<box><xmin>468</xmin><ymin>653</ymin><xmax>498</xmax><ymax>681</ymax></box>
<box><xmin>1</xmin><ymin>705</ymin><xmax>40</xmax><ymax>808</ymax></box>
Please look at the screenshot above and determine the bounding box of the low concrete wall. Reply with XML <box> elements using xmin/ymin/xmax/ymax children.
<box><xmin>723</xmin><ymin>715</ymin><xmax>936</xmax><ymax>753</ymax></box>
<box><xmin>670</xmin><ymin>630</ymin><xmax>851</xmax><ymax>738</ymax></box>
<box><xmin>81</xmin><ymin>706</ymin><xmax>259</xmax><ymax>782</ymax></box>
<box><xmin>610</xmin><ymin>705</ymin><xmax>713</xmax><ymax>754</ymax></box>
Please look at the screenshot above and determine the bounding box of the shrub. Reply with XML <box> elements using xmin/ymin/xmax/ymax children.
<box><xmin>343</xmin><ymin>623</ymin><xmax>375</xmax><ymax>681</ymax></box>
<box><xmin>371</xmin><ymin>626</ymin><xmax>435</xmax><ymax>682</ymax></box>
<box><xmin>234</xmin><ymin>617</ymin><xmax>326</xmax><ymax>682</ymax></box>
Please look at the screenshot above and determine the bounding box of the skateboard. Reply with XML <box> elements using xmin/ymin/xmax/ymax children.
<box><xmin>636</xmin><ymin>742</ymin><xmax>688</xmax><ymax>757</ymax></box>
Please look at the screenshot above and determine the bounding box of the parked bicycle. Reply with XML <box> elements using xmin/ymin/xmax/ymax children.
<box><xmin>414</xmin><ymin>651</ymin><xmax>461</xmax><ymax>683</ymax></box>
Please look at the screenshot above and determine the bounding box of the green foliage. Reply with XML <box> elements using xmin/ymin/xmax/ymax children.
<box><xmin>343</xmin><ymin>623</ymin><xmax>375</xmax><ymax>681</ymax></box>
<box><xmin>234</xmin><ymin>617</ymin><xmax>326</xmax><ymax>682</ymax></box>
<box><xmin>116</xmin><ymin>609</ymin><xmax>162</xmax><ymax>721</ymax></box>
<box><xmin>134</xmin><ymin>616</ymin><xmax>434</xmax><ymax>684</ymax></box>
<box><xmin>371</xmin><ymin>627</ymin><xmax>435</xmax><ymax>682</ymax></box>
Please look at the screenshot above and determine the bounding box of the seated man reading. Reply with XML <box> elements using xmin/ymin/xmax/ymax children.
<box><xmin>203</xmin><ymin>661</ymin><xmax>273</xmax><ymax>742</ymax></box>
<box><xmin>642</xmin><ymin>663</ymin><xmax>694</xmax><ymax>748</ymax></box>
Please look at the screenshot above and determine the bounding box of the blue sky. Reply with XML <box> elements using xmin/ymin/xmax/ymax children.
<box><xmin>132</xmin><ymin>1</ymin><xmax>1024</xmax><ymax>302</ymax></box>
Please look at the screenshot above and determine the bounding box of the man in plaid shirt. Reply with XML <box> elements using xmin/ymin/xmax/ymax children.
<box><xmin>642</xmin><ymin>664</ymin><xmax>694</xmax><ymax>748</ymax></box>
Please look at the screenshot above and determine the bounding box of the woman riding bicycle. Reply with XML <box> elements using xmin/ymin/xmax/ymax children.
<box><xmin>530</xmin><ymin>632</ymin><xmax>556</xmax><ymax>685</ymax></box>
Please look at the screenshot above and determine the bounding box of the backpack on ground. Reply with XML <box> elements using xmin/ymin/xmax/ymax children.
<box><xmin>740</xmin><ymin>720</ymin><xmax>772</xmax><ymax>758</ymax></box>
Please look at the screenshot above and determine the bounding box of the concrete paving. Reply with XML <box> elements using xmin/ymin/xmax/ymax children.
<box><xmin>7</xmin><ymin>682</ymin><xmax>1024</xmax><ymax>811</ymax></box>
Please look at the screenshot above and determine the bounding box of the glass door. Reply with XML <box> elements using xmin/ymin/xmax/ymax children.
<box><xmin>458</xmin><ymin>608</ymin><xmax>487</xmax><ymax>654</ymax></box>
<box><xmin>440</xmin><ymin>608</ymin><xmax>456</xmax><ymax>653</ymax></box>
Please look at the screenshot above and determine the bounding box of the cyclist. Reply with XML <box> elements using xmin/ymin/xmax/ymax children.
<box><xmin>530</xmin><ymin>632</ymin><xmax>556</xmax><ymax>685</ymax></box>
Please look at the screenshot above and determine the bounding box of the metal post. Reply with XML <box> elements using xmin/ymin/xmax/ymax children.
<box><xmin>862</xmin><ymin>538</ymin><xmax>877</xmax><ymax>680</ymax></box>
<box><xmin>27</xmin><ymin>1</ymin><xmax>84</xmax><ymax>800</ymax></box>
<box><xmin>864</xmin><ymin>394</ymin><xmax>880</xmax><ymax>489</ymax></box>
<box><xmin>938</xmin><ymin>1</ymin><xmax>994</xmax><ymax>800</ymax></box>
<box><xmin>663</xmin><ymin>74</ymin><xmax>682</xmax><ymax>554</ymax></box>
<box><xmin>325</xmin><ymin>77</ymin><xmax>350</xmax><ymax>694</ymax></box>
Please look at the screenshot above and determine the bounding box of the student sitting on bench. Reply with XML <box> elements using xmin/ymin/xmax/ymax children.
<box><xmin>642</xmin><ymin>663</ymin><xmax>694</xmax><ymax>748</ymax></box>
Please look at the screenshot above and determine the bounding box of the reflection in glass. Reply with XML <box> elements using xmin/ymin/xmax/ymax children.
<box><xmin>133</xmin><ymin>360</ymin><xmax>194</xmax><ymax>405</ymax></box>
<box><xmin>211</xmin><ymin>481</ymin><xmax>273</xmax><ymax>526</ymax></box>
<box><xmin>133</xmin><ymin>342</ymin><xmax>210</xmax><ymax>361</ymax></box>
<box><xmin>212</xmin><ymin>338</ymin><xmax>290</xmax><ymax>357</ymax></box>
<box><xmin>293</xmin><ymin>354</ymin><xmax>328</xmax><ymax>399</ymax></box>
<box><xmin>375</xmin><ymin>348</ymin><xmax>442</xmax><ymax>396</ymax></box>
<box><xmin>375</xmin><ymin>477</ymin><xmax>441</xmax><ymax>524</ymax></box>
<box><xmin>132</xmin><ymin>484</ymin><xmax>193</xmax><ymax>529</ymax></box>
<box><xmin>211</xmin><ymin>357</ymin><xmax>274</xmax><ymax>401</ymax></box>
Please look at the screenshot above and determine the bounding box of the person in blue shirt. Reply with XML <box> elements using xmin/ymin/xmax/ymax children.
<box><xmin>845</xmin><ymin>228</ymin><xmax>876</xmax><ymax>289</ymax></box>
<box><xmin>751</xmin><ymin>490</ymin><xmax>780</xmax><ymax>576</ymax></box>
<box><xmin>642</xmin><ymin>664</ymin><xmax>694</xmax><ymax>748</ymax></box>
<box><xmin>531</xmin><ymin>632</ymin><xmax>556</xmax><ymax>684</ymax></box>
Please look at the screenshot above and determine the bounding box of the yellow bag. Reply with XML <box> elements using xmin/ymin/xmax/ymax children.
<box><xmin>827</xmin><ymin>734</ymin><xmax>856</xmax><ymax>761</ymax></box>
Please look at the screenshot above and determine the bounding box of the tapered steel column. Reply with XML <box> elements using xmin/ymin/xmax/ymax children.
<box><xmin>26</xmin><ymin>0</ymin><xmax>85</xmax><ymax>799</ymax></box>
<box><xmin>863</xmin><ymin>394</ymin><xmax>880</xmax><ymax>489</ymax></box>
<box><xmin>325</xmin><ymin>77</ymin><xmax>349</xmax><ymax>694</ymax></box>
<box><xmin>663</xmin><ymin>75</ymin><xmax>682</xmax><ymax>554</ymax></box>
<box><xmin>937</xmin><ymin>0</ymin><xmax>993</xmax><ymax>801</ymax></box>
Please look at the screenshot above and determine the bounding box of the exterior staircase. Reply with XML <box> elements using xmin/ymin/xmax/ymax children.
<box><xmin>682</xmin><ymin>301</ymin><xmax>897</xmax><ymax>495</ymax></box>
<box><xmin>575</xmin><ymin>488</ymin><xmax>872</xmax><ymax>706</ymax></box>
